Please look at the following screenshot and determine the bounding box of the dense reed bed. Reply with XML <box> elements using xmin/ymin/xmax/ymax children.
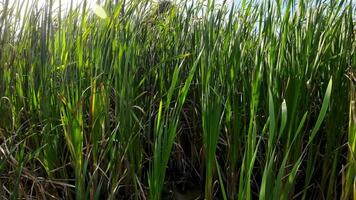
<box><xmin>0</xmin><ymin>0</ymin><xmax>355</xmax><ymax>199</ymax></box>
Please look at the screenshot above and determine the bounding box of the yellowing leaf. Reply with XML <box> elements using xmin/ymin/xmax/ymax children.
<box><xmin>93</xmin><ymin>4</ymin><xmax>107</xmax><ymax>19</ymax></box>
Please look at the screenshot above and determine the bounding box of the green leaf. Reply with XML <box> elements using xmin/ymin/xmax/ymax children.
<box><xmin>279</xmin><ymin>99</ymin><xmax>287</xmax><ymax>136</ymax></box>
<box><xmin>93</xmin><ymin>4</ymin><xmax>108</xmax><ymax>19</ymax></box>
<box><xmin>308</xmin><ymin>77</ymin><xmax>333</xmax><ymax>143</ymax></box>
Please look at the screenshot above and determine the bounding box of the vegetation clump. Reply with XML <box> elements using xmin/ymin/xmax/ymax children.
<box><xmin>0</xmin><ymin>0</ymin><xmax>355</xmax><ymax>199</ymax></box>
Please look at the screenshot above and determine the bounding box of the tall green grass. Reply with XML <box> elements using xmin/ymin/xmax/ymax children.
<box><xmin>0</xmin><ymin>0</ymin><xmax>355</xmax><ymax>199</ymax></box>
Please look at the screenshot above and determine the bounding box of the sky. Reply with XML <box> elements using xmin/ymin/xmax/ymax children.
<box><xmin>22</xmin><ymin>0</ymin><xmax>235</xmax><ymax>11</ymax></box>
<box><xmin>0</xmin><ymin>0</ymin><xmax>237</xmax><ymax>30</ymax></box>
<box><xmin>6</xmin><ymin>0</ymin><xmax>235</xmax><ymax>21</ymax></box>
